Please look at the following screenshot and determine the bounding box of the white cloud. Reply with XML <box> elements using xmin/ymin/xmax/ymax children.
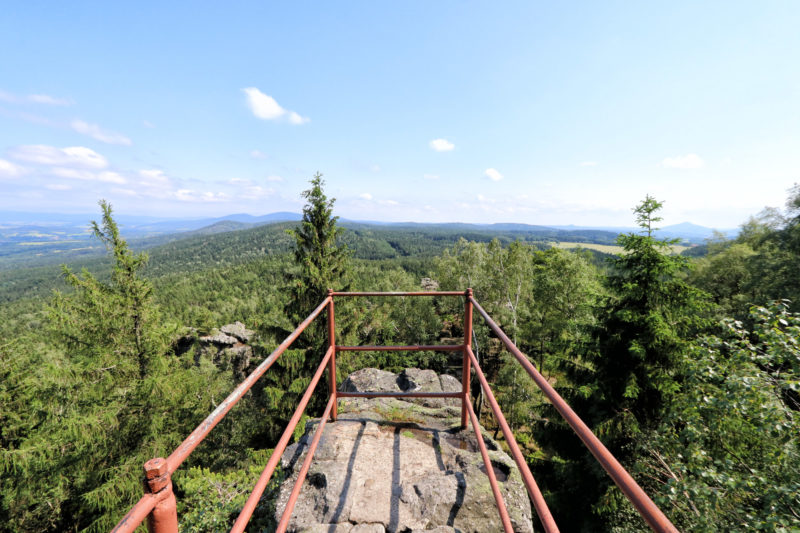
<box><xmin>429</xmin><ymin>138</ymin><xmax>455</xmax><ymax>152</ymax></box>
<box><xmin>242</xmin><ymin>185</ymin><xmax>275</xmax><ymax>200</ymax></box>
<box><xmin>9</xmin><ymin>145</ymin><xmax>108</xmax><ymax>168</ymax></box>
<box><xmin>250</xmin><ymin>149</ymin><xmax>268</xmax><ymax>159</ymax></box>
<box><xmin>174</xmin><ymin>189</ymin><xmax>229</xmax><ymax>203</ymax></box>
<box><xmin>423</xmin><ymin>173</ymin><xmax>440</xmax><ymax>180</ymax></box>
<box><xmin>287</xmin><ymin>111</ymin><xmax>310</xmax><ymax>125</ymax></box>
<box><xmin>380</xmin><ymin>199</ymin><xmax>399</xmax><ymax>206</ymax></box>
<box><xmin>662</xmin><ymin>153</ymin><xmax>704</xmax><ymax>169</ymax></box>
<box><xmin>29</xmin><ymin>94</ymin><xmax>72</xmax><ymax>106</ymax></box>
<box><xmin>71</xmin><ymin>120</ymin><xmax>132</xmax><ymax>145</ymax></box>
<box><xmin>138</xmin><ymin>169</ymin><xmax>171</xmax><ymax>187</ymax></box>
<box><xmin>0</xmin><ymin>158</ymin><xmax>24</xmax><ymax>178</ymax></box>
<box><xmin>242</xmin><ymin>87</ymin><xmax>309</xmax><ymax>124</ymax></box>
<box><xmin>228</xmin><ymin>177</ymin><xmax>251</xmax><ymax>185</ymax></box>
<box><xmin>370</xmin><ymin>164</ymin><xmax>381</xmax><ymax>172</ymax></box>
<box><xmin>0</xmin><ymin>91</ymin><xmax>72</xmax><ymax>105</ymax></box>
<box><xmin>266</xmin><ymin>175</ymin><xmax>283</xmax><ymax>182</ymax></box>
<box><xmin>359</xmin><ymin>192</ymin><xmax>373</xmax><ymax>200</ymax></box>
<box><xmin>580</xmin><ymin>161</ymin><xmax>598</xmax><ymax>167</ymax></box>
<box><xmin>143</xmin><ymin>120</ymin><xmax>155</xmax><ymax>128</ymax></box>
<box><xmin>51</xmin><ymin>167</ymin><xmax>126</xmax><ymax>184</ymax></box>
<box><xmin>45</xmin><ymin>183</ymin><xmax>72</xmax><ymax>190</ymax></box>
<box><xmin>484</xmin><ymin>168</ymin><xmax>503</xmax><ymax>181</ymax></box>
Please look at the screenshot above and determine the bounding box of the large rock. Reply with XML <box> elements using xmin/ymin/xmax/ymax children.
<box><xmin>273</xmin><ymin>368</ymin><xmax>533</xmax><ymax>533</ymax></box>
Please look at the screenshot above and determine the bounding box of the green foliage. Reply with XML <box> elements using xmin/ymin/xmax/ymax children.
<box><xmin>176</xmin><ymin>449</ymin><xmax>280</xmax><ymax>532</ymax></box>
<box><xmin>1</xmin><ymin>202</ymin><xmax>234</xmax><ymax>532</ymax></box>
<box><xmin>638</xmin><ymin>302</ymin><xmax>800</xmax><ymax>532</ymax></box>
<box><xmin>535</xmin><ymin>196</ymin><xmax>711</xmax><ymax>530</ymax></box>
<box><xmin>286</xmin><ymin>173</ymin><xmax>349</xmax><ymax>322</ymax></box>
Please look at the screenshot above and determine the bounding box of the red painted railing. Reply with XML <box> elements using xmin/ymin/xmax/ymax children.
<box><xmin>111</xmin><ymin>290</ymin><xmax>678</xmax><ymax>533</ymax></box>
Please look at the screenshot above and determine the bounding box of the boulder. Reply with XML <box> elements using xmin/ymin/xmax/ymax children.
<box><xmin>273</xmin><ymin>368</ymin><xmax>533</xmax><ymax>533</ymax></box>
<box><xmin>220</xmin><ymin>321</ymin><xmax>254</xmax><ymax>343</ymax></box>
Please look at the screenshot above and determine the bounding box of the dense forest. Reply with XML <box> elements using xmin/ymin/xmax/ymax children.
<box><xmin>2</xmin><ymin>177</ymin><xmax>799</xmax><ymax>532</ymax></box>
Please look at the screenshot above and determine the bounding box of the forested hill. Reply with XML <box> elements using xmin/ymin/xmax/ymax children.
<box><xmin>0</xmin><ymin>219</ymin><xmax>617</xmax><ymax>304</ymax></box>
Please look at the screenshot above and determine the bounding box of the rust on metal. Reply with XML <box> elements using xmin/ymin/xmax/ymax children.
<box><xmin>230</xmin><ymin>345</ymin><xmax>335</xmax><ymax>533</ymax></box>
<box><xmin>165</xmin><ymin>296</ymin><xmax>331</xmax><ymax>473</ymax></box>
<box><xmin>466</xmin><ymin>345</ymin><xmax>560</xmax><ymax>533</ymax></box>
<box><xmin>470</xmin><ymin>297</ymin><xmax>679</xmax><ymax>533</ymax></box>
<box><xmin>328</xmin><ymin>288</ymin><xmax>338</xmax><ymax>421</ymax></box>
<box><xmin>110</xmin><ymin>494</ymin><xmax>157</xmax><ymax>533</ymax></box>
<box><xmin>466</xmin><ymin>398</ymin><xmax>514</xmax><ymax>532</ymax></box>
<box><xmin>275</xmin><ymin>395</ymin><xmax>337</xmax><ymax>533</ymax></box>
<box><xmin>331</xmin><ymin>291</ymin><xmax>465</xmax><ymax>296</ymax></box>
<box><xmin>337</xmin><ymin>391</ymin><xmax>462</xmax><ymax>398</ymax></box>
<box><xmin>461</xmin><ymin>287</ymin><xmax>473</xmax><ymax>428</ymax></box>
<box><xmin>336</xmin><ymin>344</ymin><xmax>462</xmax><ymax>352</ymax></box>
<box><xmin>145</xmin><ymin>481</ymin><xmax>179</xmax><ymax>533</ymax></box>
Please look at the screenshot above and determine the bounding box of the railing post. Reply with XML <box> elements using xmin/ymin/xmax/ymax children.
<box><xmin>143</xmin><ymin>458</ymin><xmax>178</xmax><ymax>533</ymax></box>
<box><xmin>461</xmin><ymin>288</ymin><xmax>473</xmax><ymax>428</ymax></box>
<box><xmin>327</xmin><ymin>289</ymin><xmax>337</xmax><ymax>421</ymax></box>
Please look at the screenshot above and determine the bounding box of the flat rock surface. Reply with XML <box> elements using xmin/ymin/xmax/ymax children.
<box><xmin>273</xmin><ymin>368</ymin><xmax>533</xmax><ymax>533</ymax></box>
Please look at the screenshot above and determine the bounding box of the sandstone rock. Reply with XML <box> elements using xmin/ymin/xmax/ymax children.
<box><xmin>220</xmin><ymin>321</ymin><xmax>254</xmax><ymax>343</ymax></box>
<box><xmin>274</xmin><ymin>368</ymin><xmax>533</xmax><ymax>533</ymax></box>
<box><xmin>199</xmin><ymin>331</ymin><xmax>238</xmax><ymax>345</ymax></box>
<box><xmin>342</xmin><ymin>368</ymin><xmax>402</xmax><ymax>393</ymax></box>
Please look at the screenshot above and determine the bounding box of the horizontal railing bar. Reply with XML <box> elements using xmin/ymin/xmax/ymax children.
<box><xmin>466</xmin><ymin>345</ymin><xmax>559</xmax><ymax>533</ymax></box>
<box><xmin>165</xmin><ymin>296</ymin><xmax>331</xmax><ymax>474</ymax></box>
<box><xmin>110</xmin><ymin>494</ymin><xmax>158</xmax><ymax>533</ymax></box>
<box><xmin>465</xmin><ymin>398</ymin><xmax>514</xmax><ymax>532</ymax></box>
<box><xmin>230</xmin><ymin>345</ymin><xmax>335</xmax><ymax>533</ymax></box>
<box><xmin>331</xmin><ymin>291</ymin><xmax>466</xmax><ymax>296</ymax></box>
<box><xmin>470</xmin><ymin>297</ymin><xmax>679</xmax><ymax>533</ymax></box>
<box><xmin>336</xmin><ymin>344</ymin><xmax>463</xmax><ymax>352</ymax></box>
<box><xmin>275</xmin><ymin>395</ymin><xmax>337</xmax><ymax>533</ymax></box>
<box><xmin>337</xmin><ymin>391</ymin><xmax>462</xmax><ymax>398</ymax></box>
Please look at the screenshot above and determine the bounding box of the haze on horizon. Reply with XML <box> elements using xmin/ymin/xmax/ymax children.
<box><xmin>1</xmin><ymin>2</ymin><xmax>798</xmax><ymax>229</ymax></box>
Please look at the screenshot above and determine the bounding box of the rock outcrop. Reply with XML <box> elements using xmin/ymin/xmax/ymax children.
<box><xmin>177</xmin><ymin>321</ymin><xmax>256</xmax><ymax>380</ymax></box>
<box><xmin>274</xmin><ymin>368</ymin><xmax>533</xmax><ymax>533</ymax></box>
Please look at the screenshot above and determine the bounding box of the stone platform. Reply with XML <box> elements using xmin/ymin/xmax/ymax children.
<box><xmin>273</xmin><ymin>368</ymin><xmax>533</xmax><ymax>533</ymax></box>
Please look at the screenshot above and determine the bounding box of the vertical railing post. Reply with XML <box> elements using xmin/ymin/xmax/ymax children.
<box><xmin>143</xmin><ymin>458</ymin><xmax>178</xmax><ymax>533</ymax></box>
<box><xmin>461</xmin><ymin>288</ymin><xmax>473</xmax><ymax>428</ymax></box>
<box><xmin>327</xmin><ymin>289</ymin><xmax>337</xmax><ymax>421</ymax></box>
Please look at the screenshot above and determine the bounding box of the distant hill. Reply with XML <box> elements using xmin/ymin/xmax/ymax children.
<box><xmin>550</xmin><ymin>222</ymin><xmax>738</xmax><ymax>243</ymax></box>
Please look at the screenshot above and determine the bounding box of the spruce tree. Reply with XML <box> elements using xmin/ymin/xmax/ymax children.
<box><xmin>262</xmin><ymin>174</ymin><xmax>349</xmax><ymax>437</ymax></box>
<box><xmin>534</xmin><ymin>196</ymin><xmax>710</xmax><ymax>530</ymax></box>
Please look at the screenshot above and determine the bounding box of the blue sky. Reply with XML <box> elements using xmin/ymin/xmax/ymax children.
<box><xmin>1</xmin><ymin>1</ymin><xmax>799</xmax><ymax>227</ymax></box>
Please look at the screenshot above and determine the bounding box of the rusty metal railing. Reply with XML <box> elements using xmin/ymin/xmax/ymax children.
<box><xmin>111</xmin><ymin>289</ymin><xmax>678</xmax><ymax>533</ymax></box>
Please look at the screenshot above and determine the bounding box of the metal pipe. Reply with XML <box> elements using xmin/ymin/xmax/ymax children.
<box><xmin>165</xmin><ymin>297</ymin><xmax>331</xmax><ymax>473</ymax></box>
<box><xmin>337</xmin><ymin>391</ymin><xmax>462</xmax><ymax>399</ymax></box>
<box><xmin>110</xmin><ymin>495</ymin><xmax>157</xmax><ymax>533</ymax></box>
<box><xmin>336</xmin><ymin>344</ymin><xmax>462</xmax><ymax>352</ymax></box>
<box><xmin>328</xmin><ymin>289</ymin><xmax>337</xmax><ymax>421</ymax></box>
<box><xmin>461</xmin><ymin>288</ymin><xmax>474</xmax><ymax>428</ymax></box>
<box><xmin>331</xmin><ymin>291</ymin><xmax>465</xmax><ymax>296</ymax></box>
<box><xmin>275</xmin><ymin>395</ymin><xmax>336</xmax><ymax>533</ymax></box>
<box><xmin>466</xmin><ymin>346</ymin><xmax>560</xmax><ymax>533</ymax></box>
<box><xmin>466</xmin><ymin>399</ymin><xmax>514</xmax><ymax>532</ymax></box>
<box><xmin>230</xmin><ymin>345</ymin><xmax>334</xmax><ymax>533</ymax></box>
<box><xmin>470</xmin><ymin>297</ymin><xmax>679</xmax><ymax>533</ymax></box>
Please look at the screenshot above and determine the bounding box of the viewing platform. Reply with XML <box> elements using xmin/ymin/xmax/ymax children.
<box><xmin>275</xmin><ymin>368</ymin><xmax>532</xmax><ymax>532</ymax></box>
<box><xmin>112</xmin><ymin>290</ymin><xmax>678</xmax><ymax>533</ymax></box>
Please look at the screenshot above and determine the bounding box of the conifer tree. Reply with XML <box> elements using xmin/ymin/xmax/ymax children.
<box><xmin>534</xmin><ymin>196</ymin><xmax>710</xmax><ymax>530</ymax></box>
<box><xmin>262</xmin><ymin>174</ymin><xmax>349</xmax><ymax>435</ymax></box>
<box><xmin>2</xmin><ymin>201</ymin><xmax>229</xmax><ymax>532</ymax></box>
<box><xmin>285</xmin><ymin>172</ymin><xmax>349</xmax><ymax>325</ymax></box>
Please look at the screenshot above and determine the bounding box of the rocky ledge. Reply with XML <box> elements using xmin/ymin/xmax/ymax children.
<box><xmin>274</xmin><ymin>368</ymin><xmax>533</xmax><ymax>533</ymax></box>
